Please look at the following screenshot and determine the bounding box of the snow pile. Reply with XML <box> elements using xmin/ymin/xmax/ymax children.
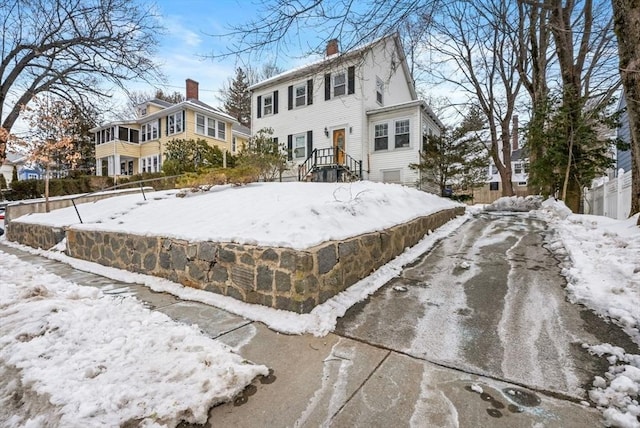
<box><xmin>484</xmin><ymin>195</ymin><xmax>544</xmax><ymax>212</ymax></box>
<box><xmin>538</xmin><ymin>199</ymin><xmax>640</xmax><ymax>427</ymax></box>
<box><xmin>14</xmin><ymin>181</ymin><xmax>462</xmax><ymax>250</ymax></box>
<box><xmin>587</xmin><ymin>344</ymin><xmax>640</xmax><ymax>428</ymax></box>
<box><xmin>540</xmin><ymin>197</ymin><xmax>573</xmax><ymax>219</ymax></box>
<box><xmin>0</xmin><ymin>252</ymin><xmax>268</xmax><ymax>427</ymax></box>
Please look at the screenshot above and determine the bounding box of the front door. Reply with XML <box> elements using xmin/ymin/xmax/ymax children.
<box><xmin>333</xmin><ymin>129</ymin><xmax>346</xmax><ymax>164</ymax></box>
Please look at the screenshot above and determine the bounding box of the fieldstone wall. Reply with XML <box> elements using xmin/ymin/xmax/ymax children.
<box><xmin>63</xmin><ymin>206</ymin><xmax>464</xmax><ymax>313</ymax></box>
<box><xmin>5</xmin><ymin>221</ymin><xmax>65</xmax><ymax>250</ymax></box>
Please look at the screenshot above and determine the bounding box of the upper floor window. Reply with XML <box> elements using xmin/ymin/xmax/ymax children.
<box><xmin>257</xmin><ymin>90</ymin><xmax>279</xmax><ymax>118</ymax></box>
<box><xmin>333</xmin><ymin>71</ymin><xmax>346</xmax><ymax>97</ymax></box>
<box><xmin>395</xmin><ymin>119</ymin><xmax>410</xmax><ymax>148</ymax></box>
<box><xmin>232</xmin><ymin>136</ymin><xmax>237</xmax><ymax>152</ymax></box>
<box><xmin>195</xmin><ymin>113</ymin><xmax>226</xmax><ymax>140</ymax></box>
<box><xmin>141</xmin><ymin>121</ymin><xmax>158</xmax><ymax>142</ymax></box>
<box><xmin>374</xmin><ymin>123</ymin><xmax>388</xmax><ymax>151</ymax></box>
<box><xmin>324</xmin><ymin>66</ymin><xmax>355</xmax><ymax>100</ymax></box>
<box><xmin>263</xmin><ymin>94</ymin><xmax>273</xmax><ymax>116</ymax></box>
<box><xmin>288</xmin><ymin>80</ymin><xmax>313</xmax><ymax>110</ymax></box>
<box><xmin>295</xmin><ymin>83</ymin><xmax>307</xmax><ymax>107</ymax></box>
<box><xmin>514</xmin><ymin>162</ymin><xmax>522</xmax><ymax>174</ymax></box>
<box><xmin>376</xmin><ymin>77</ymin><xmax>384</xmax><ymax>104</ymax></box>
<box><xmin>167</xmin><ymin>111</ymin><xmax>184</xmax><ymax>135</ymax></box>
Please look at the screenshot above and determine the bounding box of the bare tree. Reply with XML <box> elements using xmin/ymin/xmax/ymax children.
<box><xmin>0</xmin><ymin>0</ymin><xmax>164</xmax><ymax>163</ymax></box>
<box><xmin>21</xmin><ymin>96</ymin><xmax>82</xmax><ymax>212</ymax></box>
<box><xmin>612</xmin><ymin>0</ymin><xmax>640</xmax><ymax>221</ymax></box>
<box><xmin>427</xmin><ymin>0</ymin><xmax>523</xmax><ymax>196</ymax></box>
<box><xmin>210</xmin><ymin>1</ymin><xmax>439</xmax><ymax>62</ymax></box>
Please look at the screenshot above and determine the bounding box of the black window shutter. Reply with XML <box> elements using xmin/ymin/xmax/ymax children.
<box><xmin>257</xmin><ymin>96</ymin><xmax>262</xmax><ymax>118</ymax></box>
<box><xmin>273</xmin><ymin>90</ymin><xmax>279</xmax><ymax>114</ymax></box>
<box><xmin>288</xmin><ymin>85</ymin><xmax>293</xmax><ymax>110</ymax></box>
<box><xmin>165</xmin><ymin>116</ymin><xmax>168</xmax><ymax>135</ymax></box>
<box><xmin>287</xmin><ymin>135</ymin><xmax>293</xmax><ymax>161</ymax></box>
<box><xmin>273</xmin><ymin>137</ymin><xmax>278</xmax><ymax>148</ymax></box>
<box><xmin>158</xmin><ymin>119</ymin><xmax>161</xmax><ymax>137</ymax></box>
<box><xmin>348</xmin><ymin>66</ymin><xmax>355</xmax><ymax>94</ymax></box>
<box><xmin>325</xmin><ymin>73</ymin><xmax>331</xmax><ymax>100</ymax></box>
<box><xmin>307</xmin><ymin>79</ymin><xmax>313</xmax><ymax>105</ymax></box>
<box><xmin>182</xmin><ymin>111</ymin><xmax>185</xmax><ymax>130</ymax></box>
<box><xmin>306</xmin><ymin>130</ymin><xmax>313</xmax><ymax>156</ymax></box>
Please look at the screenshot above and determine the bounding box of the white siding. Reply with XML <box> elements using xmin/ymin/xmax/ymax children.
<box><xmin>250</xmin><ymin>35</ymin><xmax>429</xmax><ymax>184</ymax></box>
<box><xmin>367</xmin><ymin>105</ymin><xmax>422</xmax><ymax>187</ymax></box>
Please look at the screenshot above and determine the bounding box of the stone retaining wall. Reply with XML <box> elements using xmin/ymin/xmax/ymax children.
<box><xmin>65</xmin><ymin>207</ymin><xmax>464</xmax><ymax>313</ymax></box>
<box><xmin>5</xmin><ymin>221</ymin><xmax>65</xmax><ymax>250</ymax></box>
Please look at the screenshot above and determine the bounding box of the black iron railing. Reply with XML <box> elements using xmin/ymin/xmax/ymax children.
<box><xmin>298</xmin><ymin>147</ymin><xmax>363</xmax><ymax>181</ymax></box>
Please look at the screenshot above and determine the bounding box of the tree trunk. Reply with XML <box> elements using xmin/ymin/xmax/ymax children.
<box><xmin>612</xmin><ymin>0</ymin><xmax>640</xmax><ymax>222</ymax></box>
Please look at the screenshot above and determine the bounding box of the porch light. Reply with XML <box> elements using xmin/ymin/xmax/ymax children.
<box><xmin>324</xmin><ymin>127</ymin><xmax>329</xmax><ymax>137</ymax></box>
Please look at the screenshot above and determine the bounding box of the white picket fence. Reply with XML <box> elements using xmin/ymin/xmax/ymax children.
<box><xmin>583</xmin><ymin>170</ymin><xmax>632</xmax><ymax>220</ymax></box>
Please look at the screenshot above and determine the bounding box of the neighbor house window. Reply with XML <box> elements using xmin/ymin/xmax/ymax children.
<box><xmin>514</xmin><ymin>162</ymin><xmax>522</xmax><ymax>174</ymax></box>
<box><xmin>295</xmin><ymin>83</ymin><xmax>307</xmax><ymax>107</ymax></box>
<box><xmin>196</xmin><ymin>114</ymin><xmax>225</xmax><ymax>139</ymax></box>
<box><xmin>395</xmin><ymin>119</ymin><xmax>410</xmax><ymax>148</ymax></box>
<box><xmin>232</xmin><ymin>136</ymin><xmax>237</xmax><ymax>152</ymax></box>
<box><xmin>333</xmin><ymin>71</ymin><xmax>346</xmax><ymax>96</ymax></box>
<box><xmin>142</xmin><ymin>155</ymin><xmax>161</xmax><ymax>173</ymax></box>
<box><xmin>167</xmin><ymin>112</ymin><xmax>183</xmax><ymax>135</ymax></box>
<box><xmin>490</xmin><ymin>182</ymin><xmax>499</xmax><ymax>191</ymax></box>
<box><xmin>196</xmin><ymin>114</ymin><xmax>205</xmax><ymax>134</ymax></box>
<box><xmin>141</xmin><ymin>121</ymin><xmax>158</xmax><ymax>142</ymax></box>
<box><xmin>374</xmin><ymin>123</ymin><xmax>388</xmax><ymax>151</ymax></box>
<box><xmin>294</xmin><ymin>134</ymin><xmax>306</xmax><ymax>159</ymax></box>
<box><xmin>217</xmin><ymin>121</ymin><xmax>226</xmax><ymax>140</ymax></box>
<box><xmin>263</xmin><ymin>94</ymin><xmax>273</xmax><ymax>116</ymax></box>
<box><xmin>376</xmin><ymin>77</ymin><xmax>384</xmax><ymax>104</ymax></box>
<box><xmin>491</xmin><ymin>165</ymin><xmax>498</xmax><ymax>175</ymax></box>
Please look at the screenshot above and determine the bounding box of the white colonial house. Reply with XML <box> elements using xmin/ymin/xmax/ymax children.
<box><xmin>249</xmin><ymin>33</ymin><xmax>443</xmax><ymax>187</ymax></box>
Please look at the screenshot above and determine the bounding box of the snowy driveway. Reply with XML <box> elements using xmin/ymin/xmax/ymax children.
<box><xmin>335</xmin><ymin>212</ymin><xmax>637</xmax><ymax>401</ymax></box>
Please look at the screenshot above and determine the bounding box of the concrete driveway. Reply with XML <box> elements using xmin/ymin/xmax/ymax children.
<box><xmin>4</xmin><ymin>212</ymin><xmax>634</xmax><ymax>426</ymax></box>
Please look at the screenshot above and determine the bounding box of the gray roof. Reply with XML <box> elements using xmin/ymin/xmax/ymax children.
<box><xmin>232</xmin><ymin>123</ymin><xmax>251</xmax><ymax>136</ymax></box>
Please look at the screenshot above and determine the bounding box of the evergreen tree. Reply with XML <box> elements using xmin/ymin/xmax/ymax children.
<box><xmin>411</xmin><ymin>106</ymin><xmax>488</xmax><ymax>197</ymax></box>
<box><xmin>163</xmin><ymin>139</ymin><xmax>230</xmax><ymax>175</ymax></box>
<box><xmin>238</xmin><ymin>128</ymin><xmax>288</xmax><ymax>181</ymax></box>
<box><xmin>222</xmin><ymin>67</ymin><xmax>251</xmax><ymax>128</ymax></box>
<box><xmin>0</xmin><ymin>173</ymin><xmax>7</xmax><ymax>190</ymax></box>
<box><xmin>11</xmin><ymin>165</ymin><xmax>18</xmax><ymax>183</ymax></box>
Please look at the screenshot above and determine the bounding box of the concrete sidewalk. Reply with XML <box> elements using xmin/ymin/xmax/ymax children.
<box><xmin>0</xmin><ymin>243</ymin><xmax>602</xmax><ymax>427</ymax></box>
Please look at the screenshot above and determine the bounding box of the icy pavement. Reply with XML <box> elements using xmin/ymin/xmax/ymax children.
<box><xmin>0</xmin><ymin>242</ymin><xmax>601</xmax><ymax>427</ymax></box>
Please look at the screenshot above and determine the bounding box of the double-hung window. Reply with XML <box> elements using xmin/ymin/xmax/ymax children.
<box><xmin>167</xmin><ymin>112</ymin><xmax>183</xmax><ymax>135</ymax></box>
<box><xmin>263</xmin><ymin>94</ymin><xmax>273</xmax><ymax>116</ymax></box>
<box><xmin>514</xmin><ymin>162</ymin><xmax>522</xmax><ymax>174</ymax></box>
<box><xmin>196</xmin><ymin>114</ymin><xmax>206</xmax><ymax>134</ymax></box>
<box><xmin>395</xmin><ymin>120</ymin><xmax>410</xmax><ymax>148</ymax></box>
<box><xmin>294</xmin><ymin>134</ymin><xmax>306</xmax><ymax>159</ymax></box>
<box><xmin>141</xmin><ymin>121</ymin><xmax>158</xmax><ymax>142</ymax></box>
<box><xmin>217</xmin><ymin>121</ymin><xmax>226</xmax><ymax>140</ymax></box>
<box><xmin>374</xmin><ymin>123</ymin><xmax>388</xmax><ymax>151</ymax></box>
<box><xmin>295</xmin><ymin>84</ymin><xmax>307</xmax><ymax>107</ymax></box>
<box><xmin>333</xmin><ymin>71</ymin><xmax>346</xmax><ymax>97</ymax></box>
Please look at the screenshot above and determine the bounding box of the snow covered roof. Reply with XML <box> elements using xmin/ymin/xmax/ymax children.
<box><xmin>249</xmin><ymin>33</ymin><xmax>414</xmax><ymax>98</ymax></box>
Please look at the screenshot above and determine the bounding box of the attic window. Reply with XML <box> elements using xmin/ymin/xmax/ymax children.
<box><xmin>376</xmin><ymin>77</ymin><xmax>384</xmax><ymax>104</ymax></box>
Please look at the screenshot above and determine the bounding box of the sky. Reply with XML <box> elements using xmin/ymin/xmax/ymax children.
<box><xmin>1</xmin><ymin>184</ymin><xmax>639</xmax><ymax>426</ymax></box>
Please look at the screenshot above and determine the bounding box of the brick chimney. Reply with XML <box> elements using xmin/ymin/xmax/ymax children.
<box><xmin>512</xmin><ymin>114</ymin><xmax>519</xmax><ymax>151</ymax></box>
<box><xmin>186</xmin><ymin>79</ymin><xmax>199</xmax><ymax>100</ymax></box>
<box><xmin>326</xmin><ymin>39</ymin><xmax>339</xmax><ymax>56</ymax></box>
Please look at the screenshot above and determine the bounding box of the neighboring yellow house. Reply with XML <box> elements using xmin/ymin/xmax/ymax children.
<box><xmin>92</xmin><ymin>79</ymin><xmax>250</xmax><ymax>178</ymax></box>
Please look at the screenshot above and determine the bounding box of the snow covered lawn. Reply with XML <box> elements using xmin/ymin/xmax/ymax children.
<box><xmin>0</xmin><ymin>252</ymin><xmax>268</xmax><ymax>427</ymax></box>
<box><xmin>13</xmin><ymin>181</ymin><xmax>461</xmax><ymax>250</ymax></box>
